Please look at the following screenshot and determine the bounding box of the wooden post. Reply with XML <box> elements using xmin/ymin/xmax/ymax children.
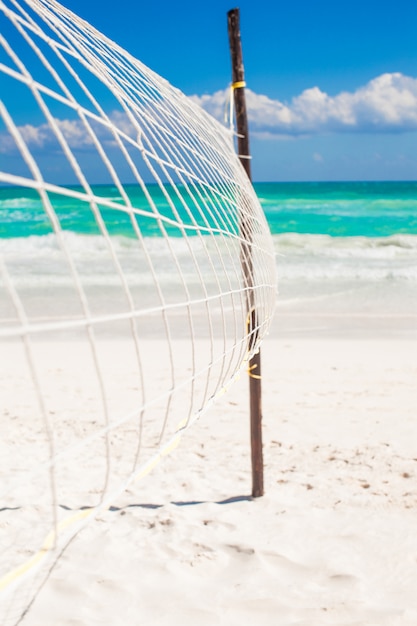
<box><xmin>227</xmin><ymin>7</ymin><xmax>264</xmax><ymax>498</ymax></box>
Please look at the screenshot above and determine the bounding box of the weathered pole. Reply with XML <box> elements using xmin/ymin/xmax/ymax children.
<box><xmin>227</xmin><ymin>7</ymin><xmax>264</xmax><ymax>498</ymax></box>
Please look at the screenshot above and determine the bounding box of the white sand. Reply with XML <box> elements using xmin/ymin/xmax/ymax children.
<box><xmin>3</xmin><ymin>314</ymin><xmax>414</xmax><ymax>626</ymax></box>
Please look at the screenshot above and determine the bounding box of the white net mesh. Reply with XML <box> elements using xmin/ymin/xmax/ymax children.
<box><xmin>0</xmin><ymin>0</ymin><xmax>276</xmax><ymax>622</ymax></box>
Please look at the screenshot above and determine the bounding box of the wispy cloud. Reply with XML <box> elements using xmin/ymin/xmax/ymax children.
<box><xmin>0</xmin><ymin>111</ymin><xmax>136</xmax><ymax>154</ymax></box>
<box><xmin>1</xmin><ymin>73</ymin><xmax>416</xmax><ymax>157</ymax></box>
<box><xmin>191</xmin><ymin>73</ymin><xmax>417</xmax><ymax>138</ymax></box>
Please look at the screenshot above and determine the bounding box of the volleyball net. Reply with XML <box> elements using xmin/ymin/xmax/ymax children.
<box><xmin>0</xmin><ymin>0</ymin><xmax>276</xmax><ymax>622</ymax></box>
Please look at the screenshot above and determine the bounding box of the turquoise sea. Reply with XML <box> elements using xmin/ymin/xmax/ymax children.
<box><xmin>1</xmin><ymin>181</ymin><xmax>416</xmax><ymax>240</ymax></box>
<box><xmin>1</xmin><ymin>180</ymin><xmax>416</xmax><ymax>336</ymax></box>
<box><xmin>257</xmin><ymin>181</ymin><xmax>417</xmax><ymax>238</ymax></box>
<box><xmin>1</xmin><ymin>181</ymin><xmax>416</xmax><ymax>280</ymax></box>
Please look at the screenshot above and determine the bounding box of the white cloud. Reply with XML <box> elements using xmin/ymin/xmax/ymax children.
<box><xmin>1</xmin><ymin>73</ymin><xmax>416</xmax><ymax>157</ymax></box>
<box><xmin>0</xmin><ymin>122</ymin><xmax>49</xmax><ymax>154</ymax></box>
<box><xmin>0</xmin><ymin>119</ymin><xmax>88</xmax><ymax>154</ymax></box>
<box><xmin>191</xmin><ymin>73</ymin><xmax>417</xmax><ymax>137</ymax></box>
<box><xmin>0</xmin><ymin>112</ymin><xmax>136</xmax><ymax>154</ymax></box>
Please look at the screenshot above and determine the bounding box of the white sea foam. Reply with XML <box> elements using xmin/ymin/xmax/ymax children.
<box><xmin>1</xmin><ymin>232</ymin><xmax>417</xmax><ymax>290</ymax></box>
<box><xmin>0</xmin><ymin>232</ymin><xmax>243</xmax><ymax>291</ymax></box>
<box><xmin>272</xmin><ymin>233</ymin><xmax>417</xmax><ymax>282</ymax></box>
<box><xmin>0</xmin><ymin>196</ymin><xmax>43</xmax><ymax>209</ymax></box>
<box><xmin>273</xmin><ymin>232</ymin><xmax>417</xmax><ymax>257</ymax></box>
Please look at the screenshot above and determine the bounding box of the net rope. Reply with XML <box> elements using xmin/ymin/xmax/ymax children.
<box><xmin>0</xmin><ymin>0</ymin><xmax>276</xmax><ymax>622</ymax></box>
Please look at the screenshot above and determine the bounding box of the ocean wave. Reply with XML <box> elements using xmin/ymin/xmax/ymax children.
<box><xmin>1</xmin><ymin>232</ymin><xmax>417</xmax><ymax>287</ymax></box>
<box><xmin>2</xmin><ymin>230</ymin><xmax>417</xmax><ymax>253</ymax></box>
<box><xmin>273</xmin><ymin>232</ymin><xmax>417</xmax><ymax>258</ymax></box>
<box><xmin>0</xmin><ymin>231</ymin><xmax>233</xmax><ymax>257</ymax></box>
<box><xmin>271</xmin><ymin>233</ymin><xmax>417</xmax><ymax>281</ymax></box>
<box><xmin>276</xmin><ymin>262</ymin><xmax>417</xmax><ymax>282</ymax></box>
<box><xmin>0</xmin><ymin>232</ymin><xmax>245</xmax><ymax>290</ymax></box>
<box><xmin>0</xmin><ymin>197</ymin><xmax>43</xmax><ymax>209</ymax></box>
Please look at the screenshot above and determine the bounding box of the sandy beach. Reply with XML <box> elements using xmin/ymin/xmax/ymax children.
<box><xmin>0</xmin><ymin>295</ymin><xmax>414</xmax><ymax>626</ymax></box>
<box><xmin>1</xmin><ymin>0</ymin><xmax>416</xmax><ymax>622</ymax></box>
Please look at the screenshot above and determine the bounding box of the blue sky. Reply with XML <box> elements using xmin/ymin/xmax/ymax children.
<box><xmin>1</xmin><ymin>0</ymin><xmax>417</xmax><ymax>181</ymax></box>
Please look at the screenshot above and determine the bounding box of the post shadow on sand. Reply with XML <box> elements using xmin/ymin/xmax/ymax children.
<box><xmin>58</xmin><ymin>495</ymin><xmax>253</xmax><ymax>514</ymax></box>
